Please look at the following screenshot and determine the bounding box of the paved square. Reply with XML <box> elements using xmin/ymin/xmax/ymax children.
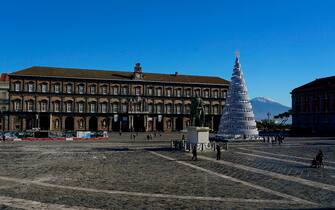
<box><xmin>0</xmin><ymin>136</ymin><xmax>334</xmax><ymax>209</ymax></box>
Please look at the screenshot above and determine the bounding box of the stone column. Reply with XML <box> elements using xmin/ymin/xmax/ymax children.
<box><xmin>85</xmin><ymin>117</ymin><xmax>90</xmax><ymax>131</ymax></box>
<box><xmin>153</xmin><ymin>116</ymin><xmax>156</xmax><ymax>131</ymax></box>
<box><xmin>49</xmin><ymin>114</ymin><xmax>53</xmax><ymax>131</ymax></box>
<box><xmin>109</xmin><ymin>117</ymin><xmax>113</xmax><ymax>131</ymax></box>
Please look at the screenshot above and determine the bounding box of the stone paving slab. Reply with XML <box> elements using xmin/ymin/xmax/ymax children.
<box><xmin>157</xmin><ymin>150</ymin><xmax>335</xmax><ymax>207</ymax></box>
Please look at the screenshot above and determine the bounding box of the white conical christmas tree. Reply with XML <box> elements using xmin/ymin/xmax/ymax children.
<box><xmin>218</xmin><ymin>54</ymin><xmax>258</xmax><ymax>139</ymax></box>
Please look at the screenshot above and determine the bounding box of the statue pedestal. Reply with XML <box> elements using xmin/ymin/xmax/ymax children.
<box><xmin>187</xmin><ymin>126</ymin><xmax>211</xmax><ymax>151</ymax></box>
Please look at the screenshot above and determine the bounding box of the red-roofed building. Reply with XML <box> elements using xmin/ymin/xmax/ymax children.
<box><xmin>291</xmin><ymin>76</ymin><xmax>335</xmax><ymax>135</ymax></box>
<box><xmin>0</xmin><ymin>73</ymin><xmax>9</xmax><ymax>131</ymax></box>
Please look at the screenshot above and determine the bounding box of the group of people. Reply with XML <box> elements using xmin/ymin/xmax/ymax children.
<box><xmin>311</xmin><ymin>150</ymin><xmax>324</xmax><ymax>168</ymax></box>
<box><xmin>191</xmin><ymin>144</ymin><xmax>222</xmax><ymax>161</ymax></box>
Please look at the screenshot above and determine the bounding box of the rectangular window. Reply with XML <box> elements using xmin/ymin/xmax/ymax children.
<box><xmin>102</xmin><ymin>86</ymin><xmax>107</xmax><ymax>95</ymax></box>
<box><xmin>27</xmin><ymin>102</ymin><xmax>33</xmax><ymax>112</ymax></box>
<box><xmin>148</xmin><ymin>88</ymin><xmax>153</xmax><ymax>96</ymax></box>
<box><xmin>67</xmin><ymin>85</ymin><xmax>72</xmax><ymax>94</ymax></box>
<box><xmin>121</xmin><ymin>87</ymin><xmax>128</xmax><ymax>95</ymax></box>
<box><xmin>112</xmin><ymin>104</ymin><xmax>118</xmax><ymax>113</ymax></box>
<box><xmin>204</xmin><ymin>90</ymin><xmax>209</xmax><ymax>98</ymax></box>
<box><xmin>90</xmin><ymin>86</ymin><xmax>96</xmax><ymax>94</ymax></box>
<box><xmin>54</xmin><ymin>84</ymin><xmax>60</xmax><ymax>93</ymax></box>
<box><xmin>54</xmin><ymin>103</ymin><xmax>60</xmax><ymax>112</ymax></box>
<box><xmin>186</xmin><ymin>89</ymin><xmax>191</xmax><ymax>97</ymax></box>
<box><xmin>78</xmin><ymin>85</ymin><xmax>84</xmax><ymax>94</ymax></box>
<box><xmin>148</xmin><ymin>104</ymin><xmax>153</xmax><ymax>113</ymax></box>
<box><xmin>28</xmin><ymin>83</ymin><xmax>34</xmax><ymax>92</ymax></box>
<box><xmin>135</xmin><ymin>87</ymin><xmax>141</xmax><ymax>96</ymax></box>
<box><xmin>14</xmin><ymin>101</ymin><xmax>20</xmax><ymax>111</ymax></box>
<box><xmin>41</xmin><ymin>84</ymin><xmax>47</xmax><ymax>93</ymax></box>
<box><xmin>156</xmin><ymin>104</ymin><xmax>162</xmax><ymax>113</ymax></box>
<box><xmin>176</xmin><ymin>105</ymin><xmax>181</xmax><ymax>114</ymax></box>
<box><xmin>167</xmin><ymin>89</ymin><xmax>172</xmax><ymax>97</ymax></box>
<box><xmin>214</xmin><ymin>91</ymin><xmax>218</xmax><ymax>98</ymax></box>
<box><xmin>185</xmin><ymin>105</ymin><xmax>190</xmax><ymax>114</ymax></box>
<box><xmin>15</xmin><ymin>83</ymin><xmax>20</xmax><ymax>92</ymax></box>
<box><xmin>41</xmin><ymin>102</ymin><xmax>47</xmax><ymax>112</ymax></box>
<box><xmin>122</xmin><ymin>104</ymin><xmax>127</xmax><ymax>112</ymax></box>
<box><xmin>66</xmin><ymin>103</ymin><xmax>72</xmax><ymax>112</ymax></box>
<box><xmin>113</xmin><ymin>87</ymin><xmax>118</xmax><ymax>95</ymax></box>
<box><xmin>166</xmin><ymin>105</ymin><xmax>172</xmax><ymax>114</ymax></box>
<box><xmin>156</xmin><ymin>88</ymin><xmax>162</xmax><ymax>96</ymax></box>
<box><xmin>101</xmin><ymin>103</ymin><xmax>107</xmax><ymax>113</ymax></box>
<box><xmin>90</xmin><ymin>104</ymin><xmax>96</xmax><ymax>113</ymax></box>
<box><xmin>78</xmin><ymin>103</ymin><xmax>84</xmax><ymax>113</ymax></box>
<box><xmin>176</xmin><ymin>89</ymin><xmax>181</xmax><ymax>97</ymax></box>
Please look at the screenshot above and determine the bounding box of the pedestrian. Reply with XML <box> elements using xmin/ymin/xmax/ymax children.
<box><xmin>192</xmin><ymin>145</ymin><xmax>197</xmax><ymax>161</ymax></box>
<box><xmin>119</xmin><ymin>131</ymin><xmax>122</xmax><ymax>136</ymax></box>
<box><xmin>133</xmin><ymin>134</ymin><xmax>136</xmax><ymax>141</ymax></box>
<box><xmin>147</xmin><ymin>134</ymin><xmax>150</xmax><ymax>141</ymax></box>
<box><xmin>316</xmin><ymin>149</ymin><xmax>324</xmax><ymax>168</ymax></box>
<box><xmin>181</xmin><ymin>134</ymin><xmax>185</xmax><ymax>141</ymax></box>
<box><xmin>216</xmin><ymin>145</ymin><xmax>221</xmax><ymax>160</ymax></box>
<box><xmin>2</xmin><ymin>134</ymin><xmax>5</xmax><ymax>142</ymax></box>
<box><xmin>149</xmin><ymin>134</ymin><xmax>153</xmax><ymax>140</ymax></box>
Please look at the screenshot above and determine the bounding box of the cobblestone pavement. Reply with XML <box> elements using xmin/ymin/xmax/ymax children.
<box><xmin>0</xmin><ymin>137</ymin><xmax>334</xmax><ymax>209</ymax></box>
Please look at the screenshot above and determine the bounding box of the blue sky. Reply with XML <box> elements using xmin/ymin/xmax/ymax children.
<box><xmin>1</xmin><ymin>0</ymin><xmax>335</xmax><ymax>106</ymax></box>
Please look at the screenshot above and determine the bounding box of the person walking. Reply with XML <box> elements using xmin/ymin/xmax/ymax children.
<box><xmin>216</xmin><ymin>145</ymin><xmax>221</xmax><ymax>160</ymax></box>
<box><xmin>192</xmin><ymin>145</ymin><xmax>197</xmax><ymax>161</ymax></box>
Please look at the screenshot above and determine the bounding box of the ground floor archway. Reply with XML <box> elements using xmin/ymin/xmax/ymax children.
<box><xmin>156</xmin><ymin>116</ymin><xmax>164</xmax><ymax>131</ymax></box>
<box><xmin>65</xmin><ymin>117</ymin><xmax>74</xmax><ymax>131</ymax></box>
<box><xmin>213</xmin><ymin>115</ymin><xmax>221</xmax><ymax>132</ymax></box>
<box><xmin>89</xmin><ymin>117</ymin><xmax>98</xmax><ymax>131</ymax></box>
<box><xmin>133</xmin><ymin>115</ymin><xmax>145</xmax><ymax>132</ymax></box>
<box><xmin>176</xmin><ymin>117</ymin><xmax>183</xmax><ymax>131</ymax></box>
<box><xmin>39</xmin><ymin>115</ymin><xmax>50</xmax><ymax>130</ymax></box>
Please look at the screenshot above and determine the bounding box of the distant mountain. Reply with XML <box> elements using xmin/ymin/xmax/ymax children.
<box><xmin>250</xmin><ymin>97</ymin><xmax>291</xmax><ymax>123</ymax></box>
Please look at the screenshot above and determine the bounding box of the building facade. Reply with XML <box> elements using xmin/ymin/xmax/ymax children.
<box><xmin>0</xmin><ymin>74</ymin><xmax>9</xmax><ymax>131</ymax></box>
<box><xmin>7</xmin><ymin>64</ymin><xmax>229</xmax><ymax>132</ymax></box>
<box><xmin>291</xmin><ymin>76</ymin><xmax>335</xmax><ymax>135</ymax></box>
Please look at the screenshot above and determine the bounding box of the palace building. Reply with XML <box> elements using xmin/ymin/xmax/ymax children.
<box><xmin>291</xmin><ymin>75</ymin><xmax>335</xmax><ymax>135</ymax></box>
<box><xmin>7</xmin><ymin>63</ymin><xmax>229</xmax><ymax>132</ymax></box>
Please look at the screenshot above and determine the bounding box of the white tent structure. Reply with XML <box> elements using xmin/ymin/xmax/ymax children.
<box><xmin>218</xmin><ymin>55</ymin><xmax>258</xmax><ymax>139</ymax></box>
